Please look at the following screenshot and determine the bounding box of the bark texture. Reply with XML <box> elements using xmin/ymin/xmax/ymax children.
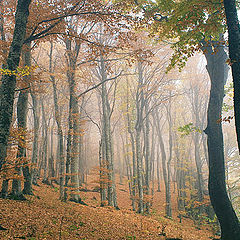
<box><xmin>223</xmin><ymin>0</ymin><xmax>240</xmax><ymax>154</ymax></box>
<box><xmin>135</xmin><ymin>61</ymin><xmax>145</xmax><ymax>213</ymax></box>
<box><xmin>0</xmin><ymin>0</ymin><xmax>32</xmax><ymax>171</ymax></box>
<box><xmin>100</xmin><ymin>55</ymin><xmax>117</xmax><ymax>208</ymax></box>
<box><xmin>21</xmin><ymin>43</ymin><xmax>32</xmax><ymax>195</ymax></box>
<box><xmin>203</xmin><ymin>40</ymin><xmax>240</xmax><ymax>240</ymax></box>
<box><xmin>49</xmin><ymin>42</ymin><xmax>64</xmax><ymax>200</ymax></box>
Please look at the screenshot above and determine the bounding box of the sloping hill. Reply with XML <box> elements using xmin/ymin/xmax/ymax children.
<box><xmin>0</xmin><ymin>174</ymin><xmax>218</xmax><ymax>239</ymax></box>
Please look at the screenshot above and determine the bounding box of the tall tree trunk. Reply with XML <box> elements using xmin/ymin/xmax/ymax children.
<box><xmin>0</xmin><ymin>0</ymin><xmax>7</xmax><ymax>66</ymax></box>
<box><xmin>191</xmin><ymin>85</ymin><xmax>205</xmax><ymax>203</ymax></box>
<box><xmin>174</xmin><ymin>133</ymin><xmax>187</xmax><ymax>212</ymax></box>
<box><xmin>68</xmin><ymin>78</ymin><xmax>81</xmax><ymax>202</ymax></box>
<box><xmin>166</xmin><ymin>168</ymin><xmax>172</xmax><ymax>214</ymax></box>
<box><xmin>30</xmin><ymin>92</ymin><xmax>40</xmax><ymax>185</ymax></box>
<box><xmin>0</xmin><ymin>0</ymin><xmax>31</xmax><ymax>171</ymax></box>
<box><xmin>0</xmin><ymin>4</ymin><xmax>8</xmax><ymax>195</ymax></box>
<box><xmin>11</xmin><ymin>42</ymin><xmax>31</xmax><ymax>198</ymax></box>
<box><xmin>129</xmin><ymin>131</ymin><xmax>137</xmax><ymax>211</ymax></box>
<box><xmin>166</xmin><ymin>101</ymin><xmax>173</xmax><ymax>218</ymax></box>
<box><xmin>47</xmin><ymin>125</ymin><xmax>55</xmax><ymax>185</ymax></box>
<box><xmin>156</xmin><ymin>143</ymin><xmax>161</xmax><ymax>192</ymax></box>
<box><xmin>64</xmin><ymin>110</ymin><xmax>72</xmax><ymax>201</ymax></box>
<box><xmin>193</xmin><ymin>132</ymin><xmax>204</xmax><ymax>201</ymax></box>
<box><xmin>202</xmin><ymin>133</ymin><xmax>209</xmax><ymax>167</ymax></box>
<box><xmin>126</xmin><ymin>78</ymin><xmax>137</xmax><ymax>211</ymax></box>
<box><xmin>101</xmin><ymin>82</ymin><xmax>115</xmax><ymax>207</ymax></box>
<box><xmin>116</xmin><ymin>136</ymin><xmax>123</xmax><ymax>185</ymax></box>
<box><xmin>135</xmin><ymin>128</ymin><xmax>144</xmax><ymax>213</ymax></box>
<box><xmin>144</xmin><ymin>106</ymin><xmax>150</xmax><ymax>213</ymax></box>
<box><xmin>41</xmin><ymin>98</ymin><xmax>48</xmax><ymax>184</ymax></box>
<box><xmin>49</xmin><ymin>41</ymin><xmax>64</xmax><ymax>200</ymax></box>
<box><xmin>99</xmin><ymin>54</ymin><xmax>117</xmax><ymax>208</ymax></box>
<box><xmin>22</xmin><ymin>43</ymin><xmax>32</xmax><ymax>195</ymax></box>
<box><xmin>78</xmin><ymin>97</ymin><xmax>86</xmax><ymax>186</ymax></box>
<box><xmin>154</xmin><ymin>110</ymin><xmax>172</xmax><ymax>217</ymax></box>
<box><xmin>203</xmin><ymin>39</ymin><xmax>240</xmax><ymax>240</ymax></box>
<box><xmin>65</xmin><ymin>38</ymin><xmax>81</xmax><ymax>203</ymax></box>
<box><xmin>99</xmin><ymin>139</ymin><xmax>107</xmax><ymax>206</ymax></box>
<box><xmin>175</xmin><ymin>141</ymin><xmax>186</xmax><ymax>211</ymax></box>
<box><xmin>224</xmin><ymin>0</ymin><xmax>240</xmax><ymax>155</ymax></box>
<box><xmin>135</xmin><ymin>61</ymin><xmax>145</xmax><ymax>213</ymax></box>
<box><xmin>78</xmin><ymin>134</ymin><xmax>84</xmax><ymax>186</ymax></box>
<box><xmin>150</xmin><ymin>121</ymin><xmax>155</xmax><ymax>201</ymax></box>
<box><xmin>121</xmin><ymin>133</ymin><xmax>133</xmax><ymax>202</ymax></box>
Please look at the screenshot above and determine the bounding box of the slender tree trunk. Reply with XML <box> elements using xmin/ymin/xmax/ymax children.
<box><xmin>31</xmin><ymin>92</ymin><xmax>40</xmax><ymax>185</ymax></box>
<box><xmin>202</xmin><ymin>134</ymin><xmax>209</xmax><ymax>167</ymax></box>
<box><xmin>193</xmin><ymin>132</ymin><xmax>204</xmax><ymax>201</ymax></box>
<box><xmin>166</xmin><ymin>102</ymin><xmax>173</xmax><ymax>218</ymax></box>
<box><xmin>191</xmin><ymin>85</ymin><xmax>205</xmax><ymax>203</ymax></box>
<box><xmin>78</xmin><ymin>97</ymin><xmax>86</xmax><ymax>186</ymax></box>
<box><xmin>116</xmin><ymin>136</ymin><xmax>123</xmax><ymax>185</ymax></box>
<box><xmin>47</xmin><ymin>126</ymin><xmax>54</xmax><ymax>186</ymax></box>
<box><xmin>68</xmin><ymin>81</ymin><xmax>81</xmax><ymax>202</ymax></box>
<box><xmin>154</xmin><ymin>110</ymin><xmax>172</xmax><ymax>217</ymax></box>
<box><xmin>126</xmin><ymin>79</ymin><xmax>137</xmax><ymax>211</ymax></box>
<box><xmin>22</xmin><ymin>43</ymin><xmax>32</xmax><ymax>195</ymax></box>
<box><xmin>101</xmin><ymin>82</ymin><xmax>114</xmax><ymax>206</ymax></box>
<box><xmin>134</xmin><ymin>61</ymin><xmax>145</xmax><ymax>213</ymax></box>
<box><xmin>121</xmin><ymin>133</ymin><xmax>133</xmax><ymax>201</ymax></box>
<box><xmin>99</xmin><ymin>53</ymin><xmax>117</xmax><ymax>208</ymax></box>
<box><xmin>64</xmin><ymin>112</ymin><xmax>72</xmax><ymax>201</ymax></box>
<box><xmin>49</xmin><ymin>42</ymin><xmax>64</xmax><ymax>200</ymax></box>
<box><xmin>135</xmin><ymin>128</ymin><xmax>144</xmax><ymax>213</ymax></box>
<box><xmin>129</xmin><ymin>131</ymin><xmax>137</xmax><ymax>211</ymax></box>
<box><xmin>176</xmin><ymin>149</ymin><xmax>186</xmax><ymax>211</ymax></box>
<box><xmin>99</xmin><ymin>139</ymin><xmax>107</xmax><ymax>206</ymax></box>
<box><xmin>78</xmin><ymin>134</ymin><xmax>84</xmax><ymax>186</ymax></box>
<box><xmin>144</xmin><ymin>106</ymin><xmax>150</xmax><ymax>213</ymax></box>
<box><xmin>41</xmin><ymin>98</ymin><xmax>48</xmax><ymax>184</ymax></box>
<box><xmin>174</xmin><ymin>135</ymin><xmax>185</xmax><ymax>212</ymax></box>
<box><xmin>150</xmin><ymin>122</ymin><xmax>155</xmax><ymax>202</ymax></box>
<box><xmin>156</xmin><ymin>144</ymin><xmax>161</xmax><ymax>192</ymax></box>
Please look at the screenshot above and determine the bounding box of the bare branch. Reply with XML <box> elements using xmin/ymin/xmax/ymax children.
<box><xmin>77</xmin><ymin>70</ymin><xmax>124</xmax><ymax>99</ymax></box>
<box><xmin>15</xmin><ymin>86</ymin><xmax>30</xmax><ymax>92</ymax></box>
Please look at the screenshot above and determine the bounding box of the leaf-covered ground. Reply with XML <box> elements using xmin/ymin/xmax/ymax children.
<box><xmin>0</xmin><ymin>174</ymin><xmax>219</xmax><ymax>239</ymax></box>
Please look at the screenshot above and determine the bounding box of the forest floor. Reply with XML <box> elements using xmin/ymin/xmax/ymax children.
<box><xmin>0</xmin><ymin>172</ymin><xmax>219</xmax><ymax>240</ymax></box>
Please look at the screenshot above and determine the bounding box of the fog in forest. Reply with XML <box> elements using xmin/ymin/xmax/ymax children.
<box><xmin>0</xmin><ymin>1</ymin><xmax>239</xmax><ymax>239</ymax></box>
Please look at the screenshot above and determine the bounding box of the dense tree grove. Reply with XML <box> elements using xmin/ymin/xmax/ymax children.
<box><xmin>0</xmin><ymin>0</ymin><xmax>239</xmax><ymax>239</ymax></box>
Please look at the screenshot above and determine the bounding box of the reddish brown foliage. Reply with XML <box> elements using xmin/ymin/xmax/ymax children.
<box><xmin>0</xmin><ymin>173</ymin><xmax>218</xmax><ymax>239</ymax></box>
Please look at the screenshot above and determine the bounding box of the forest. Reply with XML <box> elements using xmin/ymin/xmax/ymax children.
<box><xmin>0</xmin><ymin>0</ymin><xmax>240</xmax><ymax>239</ymax></box>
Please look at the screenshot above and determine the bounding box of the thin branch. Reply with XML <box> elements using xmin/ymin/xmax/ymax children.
<box><xmin>15</xmin><ymin>86</ymin><xmax>30</xmax><ymax>92</ymax></box>
<box><xmin>80</xmin><ymin>107</ymin><xmax>101</xmax><ymax>132</ymax></box>
<box><xmin>25</xmin><ymin>1</ymin><xmax>84</xmax><ymax>43</ymax></box>
<box><xmin>77</xmin><ymin>70</ymin><xmax>124</xmax><ymax>99</ymax></box>
<box><xmin>24</xmin><ymin>9</ymin><xmax>122</xmax><ymax>44</ymax></box>
<box><xmin>109</xmin><ymin>77</ymin><xmax>119</xmax><ymax>118</ymax></box>
<box><xmin>77</xmin><ymin>57</ymin><xmax>98</xmax><ymax>67</ymax></box>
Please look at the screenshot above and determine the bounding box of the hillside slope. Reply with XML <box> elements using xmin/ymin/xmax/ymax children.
<box><xmin>0</xmin><ymin>174</ymin><xmax>218</xmax><ymax>240</ymax></box>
